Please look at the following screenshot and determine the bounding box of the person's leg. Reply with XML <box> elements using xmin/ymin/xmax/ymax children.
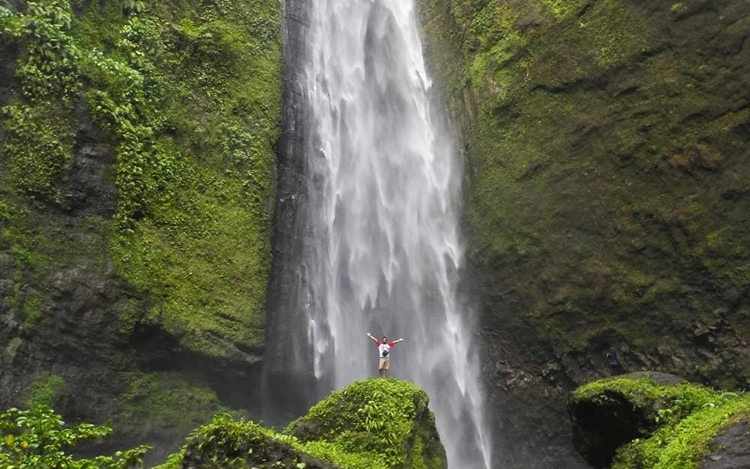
<box><xmin>378</xmin><ymin>358</ymin><xmax>385</xmax><ymax>378</ymax></box>
<box><xmin>383</xmin><ymin>358</ymin><xmax>389</xmax><ymax>378</ymax></box>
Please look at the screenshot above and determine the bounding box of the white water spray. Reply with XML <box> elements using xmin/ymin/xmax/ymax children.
<box><xmin>298</xmin><ymin>0</ymin><xmax>492</xmax><ymax>467</ymax></box>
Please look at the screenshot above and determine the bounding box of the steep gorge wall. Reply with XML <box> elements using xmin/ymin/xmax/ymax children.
<box><xmin>416</xmin><ymin>0</ymin><xmax>749</xmax><ymax>467</ymax></box>
<box><xmin>0</xmin><ymin>0</ymin><xmax>281</xmax><ymax>461</ymax></box>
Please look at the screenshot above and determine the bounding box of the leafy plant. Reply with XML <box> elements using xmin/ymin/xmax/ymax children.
<box><xmin>0</xmin><ymin>405</ymin><xmax>150</xmax><ymax>469</ymax></box>
<box><xmin>0</xmin><ymin>0</ymin><xmax>80</xmax><ymax>201</ymax></box>
<box><xmin>121</xmin><ymin>0</ymin><xmax>146</xmax><ymax>14</ymax></box>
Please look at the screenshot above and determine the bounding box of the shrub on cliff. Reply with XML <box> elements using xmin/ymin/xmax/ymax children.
<box><xmin>568</xmin><ymin>372</ymin><xmax>750</xmax><ymax>469</ymax></box>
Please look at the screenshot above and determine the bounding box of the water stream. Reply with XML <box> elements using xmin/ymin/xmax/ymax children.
<box><xmin>290</xmin><ymin>0</ymin><xmax>492</xmax><ymax>467</ymax></box>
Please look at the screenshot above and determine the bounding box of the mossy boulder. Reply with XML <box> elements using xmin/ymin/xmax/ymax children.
<box><xmin>568</xmin><ymin>373</ymin><xmax>750</xmax><ymax>469</ymax></box>
<box><xmin>157</xmin><ymin>379</ymin><xmax>447</xmax><ymax>469</ymax></box>
<box><xmin>161</xmin><ymin>416</ymin><xmax>341</xmax><ymax>469</ymax></box>
<box><xmin>285</xmin><ymin>379</ymin><xmax>446</xmax><ymax>469</ymax></box>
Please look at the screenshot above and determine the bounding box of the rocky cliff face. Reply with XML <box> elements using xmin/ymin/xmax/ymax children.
<box><xmin>416</xmin><ymin>0</ymin><xmax>749</xmax><ymax>467</ymax></box>
<box><xmin>0</xmin><ymin>0</ymin><xmax>282</xmax><ymax>462</ymax></box>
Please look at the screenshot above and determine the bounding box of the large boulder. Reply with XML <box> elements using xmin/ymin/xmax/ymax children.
<box><xmin>285</xmin><ymin>378</ymin><xmax>447</xmax><ymax>469</ymax></box>
<box><xmin>569</xmin><ymin>373</ymin><xmax>750</xmax><ymax>469</ymax></box>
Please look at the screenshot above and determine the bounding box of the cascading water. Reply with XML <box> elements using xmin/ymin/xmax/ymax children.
<box><xmin>291</xmin><ymin>0</ymin><xmax>492</xmax><ymax>467</ymax></box>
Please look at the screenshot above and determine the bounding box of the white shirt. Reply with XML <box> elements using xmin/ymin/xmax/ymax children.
<box><xmin>378</xmin><ymin>342</ymin><xmax>392</xmax><ymax>358</ymax></box>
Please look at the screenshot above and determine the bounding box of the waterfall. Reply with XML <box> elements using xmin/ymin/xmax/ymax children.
<box><xmin>280</xmin><ymin>0</ymin><xmax>493</xmax><ymax>467</ymax></box>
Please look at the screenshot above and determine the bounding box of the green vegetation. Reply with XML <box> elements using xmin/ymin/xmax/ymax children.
<box><xmin>0</xmin><ymin>0</ymin><xmax>281</xmax><ymax>354</ymax></box>
<box><xmin>540</xmin><ymin>0</ymin><xmax>587</xmax><ymax>19</ymax></box>
<box><xmin>23</xmin><ymin>374</ymin><xmax>65</xmax><ymax>408</ymax></box>
<box><xmin>0</xmin><ymin>0</ymin><xmax>79</xmax><ymax>201</ymax></box>
<box><xmin>0</xmin><ymin>0</ymin><xmax>282</xmax><ymax>449</ymax></box>
<box><xmin>571</xmin><ymin>376</ymin><xmax>750</xmax><ymax>469</ymax></box>
<box><xmin>153</xmin><ymin>414</ymin><xmax>351</xmax><ymax>469</ymax></box>
<box><xmin>19</xmin><ymin>294</ymin><xmax>43</xmax><ymax>328</ymax></box>
<box><xmin>0</xmin><ymin>405</ymin><xmax>149</xmax><ymax>468</ymax></box>
<box><xmin>157</xmin><ymin>379</ymin><xmax>446</xmax><ymax>469</ymax></box>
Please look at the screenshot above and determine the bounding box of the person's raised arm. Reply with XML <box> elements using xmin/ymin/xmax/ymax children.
<box><xmin>367</xmin><ymin>332</ymin><xmax>379</xmax><ymax>344</ymax></box>
<box><xmin>392</xmin><ymin>338</ymin><xmax>404</xmax><ymax>345</ymax></box>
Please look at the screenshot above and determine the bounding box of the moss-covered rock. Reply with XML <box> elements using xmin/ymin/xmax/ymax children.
<box><xmin>419</xmin><ymin>0</ymin><xmax>750</xmax><ymax>387</ymax></box>
<box><xmin>113</xmin><ymin>372</ymin><xmax>231</xmax><ymax>444</ymax></box>
<box><xmin>0</xmin><ymin>0</ymin><xmax>282</xmax><ymax>458</ymax></box>
<box><xmin>156</xmin><ymin>379</ymin><xmax>447</xmax><ymax>469</ymax></box>
<box><xmin>416</xmin><ymin>0</ymin><xmax>749</xmax><ymax>465</ymax></box>
<box><xmin>23</xmin><ymin>373</ymin><xmax>66</xmax><ymax>408</ymax></box>
<box><xmin>156</xmin><ymin>415</ymin><xmax>341</xmax><ymax>469</ymax></box>
<box><xmin>569</xmin><ymin>373</ymin><xmax>750</xmax><ymax>469</ymax></box>
<box><xmin>285</xmin><ymin>379</ymin><xmax>446</xmax><ymax>469</ymax></box>
<box><xmin>1</xmin><ymin>0</ymin><xmax>281</xmax><ymax>355</ymax></box>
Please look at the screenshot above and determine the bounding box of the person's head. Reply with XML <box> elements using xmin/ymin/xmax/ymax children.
<box><xmin>382</xmin><ymin>336</ymin><xmax>387</xmax><ymax>342</ymax></box>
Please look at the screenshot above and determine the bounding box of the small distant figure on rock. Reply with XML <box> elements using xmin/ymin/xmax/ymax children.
<box><xmin>367</xmin><ymin>332</ymin><xmax>404</xmax><ymax>378</ymax></box>
<box><xmin>605</xmin><ymin>350</ymin><xmax>622</xmax><ymax>375</ymax></box>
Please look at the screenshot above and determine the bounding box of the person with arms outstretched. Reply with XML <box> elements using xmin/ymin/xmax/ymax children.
<box><xmin>367</xmin><ymin>332</ymin><xmax>404</xmax><ymax>378</ymax></box>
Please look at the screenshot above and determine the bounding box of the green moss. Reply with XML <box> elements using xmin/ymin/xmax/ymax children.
<box><xmin>578</xmin><ymin>0</ymin><xmax>654</xmax><ymax>70</ymax></box>
<box><xmin>411</xmin><ymin>437</ymin><xmax>427</xmax><ymax>469</ymax></box>
<box><xmin>159</xmin><ymin>415</ymin><xmax>350</xmax><ymax>469</ymax></box>
<box><xmin>417</xmin><ymin>0</ymin><xmax>750</xmax><ymax>385</ymax></box>
<box><xmin>115</xmin><ymin>372</ymin><xmax>229</xmax><ymax>436</ymax></box>
<box><xmin>72</xmin><ymin>0</ymin><xmax>281</xmax><ymax>355</ymax></box>
<box><xmin>0</xmin><ymin>198</ymin><xmax>57</xmax><ymax>330</ymax></box>
<box><xmin>285</xmin><ymin>379</ymin><xmax>445</xmax><ymax>469</ymax></box>
<box><xmin>24</xmin><ymin>374</ymin><xmax>66</xmax><ymax>408</ymax></box>
<box><xmin>154</xmin><ymin>415</ymin><xmax>382</xmax><ymax>469</ymax></box>
<box><xmin>616</xmin><ymin>398</ymin><xmax>750</xmax><ymax>469</ymax></box>
<box><xmin>2</xmin><ymin>103</ymin><xmax>75</xmax><ymax>201</ymax></box>
<box><xmin>539</xmin><ymin>0</ymin><xmax>588</xmax><ymax>19</ymax></box>
<box><xmin>19</xmin><ymin>295</ymin><xmax>42</xmax><ymax>328</ymax></box>
<box><xmin>572</xmin><ymin>376</ymin><xmax>750</xmax><ymax>469</ymax></box>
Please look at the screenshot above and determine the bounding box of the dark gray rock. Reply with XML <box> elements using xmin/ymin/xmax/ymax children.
<box><xmin>262</xmin><ymin>0</ymin><xmax>320</xmax><ymax>424</ymax></box>
<box><xmin>700</xmin><ymin>418</ymin><xmax>750</xmax><ymax>469</ymax></box>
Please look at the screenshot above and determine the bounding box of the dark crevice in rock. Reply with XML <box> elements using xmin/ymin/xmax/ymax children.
<box><xmin>569</xmin><ymin>392</ymin><xmax>652</xmax><ymax>468</ymax></box>
<box><xmin>126</xmin><ymin>322</ymin><xmax>263</xmax><ymax>411</ymax></box>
